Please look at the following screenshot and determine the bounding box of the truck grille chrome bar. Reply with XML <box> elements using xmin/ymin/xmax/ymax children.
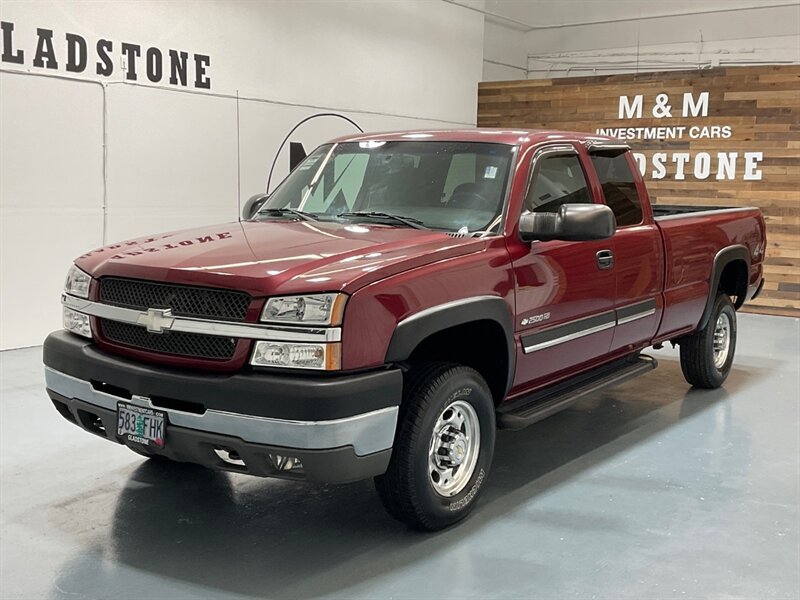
<box><xmin>62</xmin><ymin>294</ymin><xmax>342</xmax><ymax>343</ymax></box>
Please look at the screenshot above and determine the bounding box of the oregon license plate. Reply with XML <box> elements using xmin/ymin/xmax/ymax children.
<box><xmin>117</xmin><ymin>402</ymin><xmax>166</xmax><ymax>448</ymax></box>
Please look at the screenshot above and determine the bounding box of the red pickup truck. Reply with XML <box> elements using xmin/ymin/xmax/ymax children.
<box><xmin>45</xmin><ymin>129</ymin><xmax>765</xmax><ymax>530</ymax></box>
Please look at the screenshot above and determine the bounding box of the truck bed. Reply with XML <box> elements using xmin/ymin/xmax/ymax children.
<box><xmin>653</xmin><ymin>204</ymin><xmax>764</xmax><ymax>339</ymax></box>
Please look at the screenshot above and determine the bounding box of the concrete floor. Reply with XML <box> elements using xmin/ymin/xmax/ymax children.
<box><xmin>1</xmin><ymin>313</ymin><xmax>798</xmax><ymax>600</ymax></box>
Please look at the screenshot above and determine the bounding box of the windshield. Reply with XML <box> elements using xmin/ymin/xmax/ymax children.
<box><xmin>258</xmin><ymin>141</ymin><xmax>514</xmax><ymax>233</ymax></box>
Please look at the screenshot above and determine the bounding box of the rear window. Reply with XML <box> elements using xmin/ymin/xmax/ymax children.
<box><xmin>590</xmin><ymin>153</ymin><xmax>643</xmax><ymax>227</ymax></box>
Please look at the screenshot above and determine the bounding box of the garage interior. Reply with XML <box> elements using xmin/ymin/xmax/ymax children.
<box><xmin>1</xmin><ymin>1</ymin><xmax>799</xmax><ymax>599</ymax></box>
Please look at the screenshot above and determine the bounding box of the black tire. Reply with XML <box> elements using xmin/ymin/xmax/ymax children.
<box><xmin>679</xmin><ymin>293</ymin><xmax>737</xmax><ymax>388</ymax></box>
<box><xmin>374</xmin><ymin>362</ymin><xmax>495</xmax><ymax>531</ymax></box>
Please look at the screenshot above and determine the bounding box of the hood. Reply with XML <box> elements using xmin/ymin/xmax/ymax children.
<box><xmin>76</xmin><ymin>219</ymin><xmax>486</xmax><ymax>296</ymax></box>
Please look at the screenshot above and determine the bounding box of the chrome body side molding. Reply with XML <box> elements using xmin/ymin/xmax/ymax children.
<box><xmin>521</xmin><ymin>299</ymin><xmax>658</xmax><ymax>353</ymax></box>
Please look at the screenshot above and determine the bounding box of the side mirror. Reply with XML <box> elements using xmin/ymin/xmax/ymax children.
<box><xmin>519</xmin><ymin>204</ymin><xmax>616</xmax><ymax>242</ymax></box>
<box><xmin>241</xmin><ymin>193</ymin><xmax>269</xmax><ymax>221</ymax></box>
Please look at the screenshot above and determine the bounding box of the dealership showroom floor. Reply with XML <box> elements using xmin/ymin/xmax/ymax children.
<box><xmin>1</xmin><ymin>313</ymin><xmax>797</xmax><ymax>599</ymax></box>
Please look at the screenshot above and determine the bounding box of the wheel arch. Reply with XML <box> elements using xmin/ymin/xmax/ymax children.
<box><xmin>385</xmin><ymin>296</ymin><xmax>515</xmax><ymax>403</ymax></box>
<box><xmin>698</xmin><ymin>245</ymin><xmax>750</xmax><ymax>330</ymax></box>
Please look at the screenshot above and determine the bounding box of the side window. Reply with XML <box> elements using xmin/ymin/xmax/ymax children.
<box><xmin>590</xmin><ymin>153</ymin><xmax>643</xmax><ymax>227</ymax></box>
<box><xmin>524</xmin><ymin>154</ymin><xmax>592</xmax><ymax>213</ymax></box>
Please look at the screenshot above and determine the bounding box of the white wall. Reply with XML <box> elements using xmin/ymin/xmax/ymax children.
<box><xmin>481</xmin><ymin>0</ymin><xmax>800</xmax><ymax>80</ymax></box>
<box><xmin>0</xmin><ymin>0</ymin><xmax>485</xmax><ymax>349</ymax></box>
<box><xmin>482</xmin><ymin>19</ymin><xmax>527</xmax><ymax>81</ymax></box>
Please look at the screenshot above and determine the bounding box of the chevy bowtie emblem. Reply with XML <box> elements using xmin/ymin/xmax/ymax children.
<box><xmin>137</xmin><ymin>308</ymin><xmax>175</xmax><ymax>334</ymax></box>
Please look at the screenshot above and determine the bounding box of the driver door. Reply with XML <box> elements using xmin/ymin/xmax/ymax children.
<box><xmin>508</xmin><ymin>144</ymin><xmax>616</xmax><ymax>395</ymax></box>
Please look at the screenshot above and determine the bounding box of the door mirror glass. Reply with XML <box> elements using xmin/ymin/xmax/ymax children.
<box><xmin>519</xmin><ymin>203</ymin><xmax>616</xmax><ymax>242</ymax></box>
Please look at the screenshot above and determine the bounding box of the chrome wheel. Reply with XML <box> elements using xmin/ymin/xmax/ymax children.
<box><xmin>428</xmin><ymin>399</ymin><xmax>480</xmax><ymax>497</ymax></box>
<box><xmin>713</xmin><ymin>312</ymin><xmax>732</xmax><ymax>369</ymax></box>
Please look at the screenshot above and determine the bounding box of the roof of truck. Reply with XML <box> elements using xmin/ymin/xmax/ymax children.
<box><xmin>329</xmin><ymin>128</ymin><xmax>616</xmax><ymax>146</ymax></box>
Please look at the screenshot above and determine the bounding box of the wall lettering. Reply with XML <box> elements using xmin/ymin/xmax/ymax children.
<box><xmin>0</xmin><ymin>20</ymin><xmax>212</xmax><ymax>90</ymax></box>
<box><xmin>601</xmin><ymin>91</ymin><xmax>762</xmax><ymax>181</ymax></box>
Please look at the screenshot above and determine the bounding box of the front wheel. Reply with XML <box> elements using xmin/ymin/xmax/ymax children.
<box><xmin>679</xmin><ymin>293</ymin><xmax>737</xmax><ymax>388</ymax></box>
<box><xmin>375</xmin><ymin>363</ymin><xmax>495</xmax><ymax>531</ymax></box>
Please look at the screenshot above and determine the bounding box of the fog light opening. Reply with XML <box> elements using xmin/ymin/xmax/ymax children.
<box><xmin>89</xmin><ymin>414</ymin><xmax>105</xmax><ymax>434</ymax></box>
<box><xmin>269</xmin><ymin>454</ymin><xmax>303</xmax><ymax>471</ymax></box>
<box><xmin>77</xmin><ymin>409</ymin><xmax>106</xmax><ymax>437</ymax></box>
<box><xmin>214</xmin><ymin>447</ymin><xmax>245</xmax><ymax>467</ymax></box>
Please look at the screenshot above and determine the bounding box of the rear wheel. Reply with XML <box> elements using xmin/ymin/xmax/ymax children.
<box><xmin>679</xmin><ymin>293</ymin><xmax>737</xmax><ymax>388</ymax></box>
<box><xmin>375</xmin><ymin>363</ymin><xmax>495</xmax><ymax>530</ymax></box>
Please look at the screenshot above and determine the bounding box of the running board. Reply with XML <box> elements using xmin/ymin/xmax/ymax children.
<box><xmin>497</xmin><ymin>354</ymin><xmax>658</xmax><ymax>430</ymax></box>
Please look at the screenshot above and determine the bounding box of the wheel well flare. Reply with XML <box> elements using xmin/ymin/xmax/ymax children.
<box><xmin>407</xmin><ymin>320</ymin><xmax>508</xmax><ymax>405</ymax></box>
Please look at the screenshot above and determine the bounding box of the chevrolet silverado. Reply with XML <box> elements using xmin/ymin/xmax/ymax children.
<box><xmin>44</xmin><ymin>129</ymin><xmax>766</xmax><ymax>530</ymax></box>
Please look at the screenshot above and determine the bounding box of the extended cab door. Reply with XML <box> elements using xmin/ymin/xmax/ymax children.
<box><xmin>587</xmin><ymin>146</ymin><xmax>664</xmax><ymax>353</ymax></box>
<box><xmin>507</xmin><ymin>143</ymin><xmax>616</xmax><ymax>394</ymax></box>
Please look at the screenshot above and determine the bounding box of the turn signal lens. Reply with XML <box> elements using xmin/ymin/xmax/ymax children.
<box><xmin>63</xmin><ymin>307</ymin><xmax>92</xmax><ymax>338</ymax></box>
<box><xmin>250</xmin><ymin>341</ymin><xmax>341</xmax><ymax>370</ymax></box>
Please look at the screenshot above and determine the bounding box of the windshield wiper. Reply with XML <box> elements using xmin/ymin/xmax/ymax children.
<box><xmin>257</xmin><ymin>207</ymin><xmax>318</xmax><ymax>222</ymax></box>
<box><xmin>337</xmin><ymin>211</ymin><xmax>428</xmax><ymax>230</ymax></box>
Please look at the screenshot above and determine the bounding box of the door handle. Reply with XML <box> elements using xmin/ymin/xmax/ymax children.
<box><xmin>596</xmin><ymin>249</ymin><xmax>614</xmax><ymax>270</ymax></box>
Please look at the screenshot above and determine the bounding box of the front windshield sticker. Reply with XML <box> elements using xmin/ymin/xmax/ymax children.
<box><xmin>484</xmin><ymin>166</ymin><xmax>498</xmax><ymax>179</ymax></box>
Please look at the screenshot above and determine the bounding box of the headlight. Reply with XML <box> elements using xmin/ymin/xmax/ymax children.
<box><xmin>261</xmin><ymin>293</ymin><xmax>346</xmax><ymax>325</ymax></box>
<box><xmin>63</xmin><ymin>307</ymin><xmax>92</xmax><ymax>338</ymax></box>
<box><xmin>251</xmin><ymin>341</ymin><xmax>341</xmax><ymax>370</ymax></box>
<box><xmin>64</xmin><ymin>264</ymin><xmax>91</xmax><ymax>298</ymax></box>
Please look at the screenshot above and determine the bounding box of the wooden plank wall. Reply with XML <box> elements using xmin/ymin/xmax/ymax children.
<box><xmin>478</xmin><ymin>66</ymin><xmax>800</xmax><ymax>317</ymax></box>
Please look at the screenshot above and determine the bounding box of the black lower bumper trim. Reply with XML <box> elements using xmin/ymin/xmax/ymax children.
<box><xmin>43</xmin><ymin>331</ymin><xmax>402</xmax><ymax>421</ymax></box>
<box><xmin>49</xmin><ymin>391</ymin><xmax>391</xmax><ymax>483</ymax></box>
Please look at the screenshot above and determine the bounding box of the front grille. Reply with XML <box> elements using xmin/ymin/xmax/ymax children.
<box><xmin>100</xmin><ymin>320</ymin><xmax>237</xmax><ymax>361</ymax></box>
<box><xmin>99</xmin><ymin>277</ymin><xmax>251</xmax><ymax>322</ymax></box>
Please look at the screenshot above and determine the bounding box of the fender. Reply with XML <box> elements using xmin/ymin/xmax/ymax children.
<box><xmin>385</xmin><ymin>295</ymin><xmax>516</xmax><ymax>396</ymax></box>
<box><xmin>698</xmin><ymin>245</ymin><xmax>750</xmax><ymax>330</ymax></box>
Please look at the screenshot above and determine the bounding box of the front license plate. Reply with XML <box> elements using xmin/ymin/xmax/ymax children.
<box><xmin>117</xmin><ymin>402</ymin><xmax>166</xmax><ymax>448</ymax></box>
